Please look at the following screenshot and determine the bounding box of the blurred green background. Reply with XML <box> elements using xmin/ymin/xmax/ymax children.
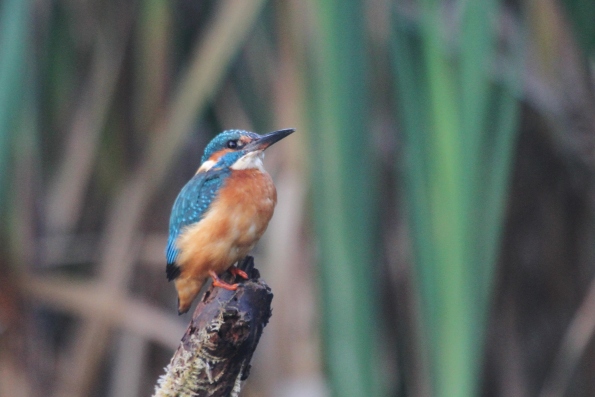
<box><xmin>1</xmin><ymin>0</ymin><xmax>595</xmax><ymax>396</ymax></box>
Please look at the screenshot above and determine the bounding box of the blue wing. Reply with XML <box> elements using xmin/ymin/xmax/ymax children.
<box><xmin>165</xmin><ymin>167</ymin><xmax>230</xmax><ymax>279</ymax></box>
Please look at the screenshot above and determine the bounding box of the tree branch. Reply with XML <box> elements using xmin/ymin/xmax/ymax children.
<box><xmin>153</xmin><ymin>257</ymin><xmax>273</xmax><ymax>397</ymax></box>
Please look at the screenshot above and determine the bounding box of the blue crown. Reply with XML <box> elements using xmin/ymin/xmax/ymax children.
<box><xmin>201</xmin><ymin>129</ymin><xmax>260</xmax><ymax>164</ymax></box>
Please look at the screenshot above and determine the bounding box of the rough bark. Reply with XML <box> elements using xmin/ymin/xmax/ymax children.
<box><xmin>153</xmin><ymin>256</ymin><xmax>273</xmax><ymax>397</ymax></box>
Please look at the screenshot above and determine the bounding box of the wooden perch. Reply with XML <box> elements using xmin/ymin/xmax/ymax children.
<box><xmin>153</xmin><ymin>256</ymin><xmax>273</xmax><ymax>397</ymax></box>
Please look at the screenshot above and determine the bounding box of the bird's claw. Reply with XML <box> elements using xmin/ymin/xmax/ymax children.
<box><xmin>209</xmin><ymin>270</ymin><xmax>241</xmax><ymax>291</ymax></box>
<box><xmin>212</xmin><ymin>279</ymin><xmax>239</xmax><ymax>291</ymax></box>
<box><xmin>229</xmin><ymin>267</ymin><xmax>249</xmax><ymax>280</ymax></box>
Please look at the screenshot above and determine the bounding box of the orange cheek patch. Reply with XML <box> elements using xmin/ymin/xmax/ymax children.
<box><xmin>208</xmin><ymin>148</ymin><xmax>234</xmax><ymax>163</ymax></box>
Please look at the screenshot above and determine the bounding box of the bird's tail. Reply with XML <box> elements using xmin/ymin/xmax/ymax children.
<box><xmin>174</xmin><ymin>277</ymin><xmax>205</xmax><ymax>315</ymax></box>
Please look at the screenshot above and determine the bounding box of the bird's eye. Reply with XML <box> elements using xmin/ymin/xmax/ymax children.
<box><xmin>227</xmin><ymin>140</ymin><xmax>238</xmax><ymax>149</ymax></box>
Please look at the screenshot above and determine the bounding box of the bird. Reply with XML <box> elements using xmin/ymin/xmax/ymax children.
<box><xmin>165</xmin><ymin>128</ymin><xmax>295</xmax><ymax>314</ymax></box>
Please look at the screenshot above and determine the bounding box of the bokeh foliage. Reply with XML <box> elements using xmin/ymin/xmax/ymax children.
<box><xmin>392</xmin><ymin>1</ymin><xmax>520</xmax><ymax>395</ymax></box>
<box><xmin>308</xmin><ymin>1</ymin><xmax>380</xmax><ymax>396</ymax></box>
<box><xmin>1</xmin><ymin>1</ymin><xmax>595</xmax><ymax>397</ymax></box>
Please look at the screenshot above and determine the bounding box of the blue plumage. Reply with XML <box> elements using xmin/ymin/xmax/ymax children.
<box><xmin>165</xmin><ymin>138</ymin><xmax>249</xmax><ymax>279</ymax></box>
<box><xmin>164</xmin><ymin>127</ymin><xmax>295</xmax><ymax>313</ymax></box>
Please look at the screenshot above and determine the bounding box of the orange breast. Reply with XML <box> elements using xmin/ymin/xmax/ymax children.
<box><xmin>175</xmin><ymin>169</ymin><xmax>277</xmax><ymax>280</ymax></box>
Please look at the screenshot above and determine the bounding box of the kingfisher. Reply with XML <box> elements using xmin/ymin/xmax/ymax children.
<box><xmin>165</xmin><ymin>128</ymin><xmax>295</xmax><ymax>314</ymax></box>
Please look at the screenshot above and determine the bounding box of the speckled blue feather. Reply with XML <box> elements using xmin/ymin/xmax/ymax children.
<box><xmin>165</xmin><ymin>168</ymin><xmax>228</xmax><ymax>266</ymax></box>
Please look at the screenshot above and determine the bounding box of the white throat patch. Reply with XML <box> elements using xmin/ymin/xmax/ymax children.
<box><xmin>231</xmin><ymin>151</ymin><xmax>265</xmax><ymax>171</ymax></box>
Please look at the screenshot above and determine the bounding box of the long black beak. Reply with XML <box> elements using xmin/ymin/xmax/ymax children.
<box><xmin>244</xmin><ymin>128</ymin><xmax>295</xmax><ymax>152</ymax></box>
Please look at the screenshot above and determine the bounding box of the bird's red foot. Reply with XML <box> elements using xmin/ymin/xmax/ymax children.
<box><xmin>209</xmin><ymin>270</ymin><xmax>240</xmax><ymax>291</ymax></box>
<box><xmin>229</xmin><ymin>266</ymin><xmax>249</xmax><ymax>280</ymax></box>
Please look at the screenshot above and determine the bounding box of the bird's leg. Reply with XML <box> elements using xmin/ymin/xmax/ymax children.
<box><xmin>229</xmin><ymin>266</ymin><xmax>249</xmax><ymax>280</ymax></box>
<box><xmin>209</xmin><ymin>270</ymin><xmax>239</xmax><ymax>291</ymax></box>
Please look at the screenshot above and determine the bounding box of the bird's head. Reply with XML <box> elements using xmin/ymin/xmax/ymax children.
<box><xmin>198</xmin><ymin>128</ymin><xmax>295</xmax><ymax>173</ymax></box>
